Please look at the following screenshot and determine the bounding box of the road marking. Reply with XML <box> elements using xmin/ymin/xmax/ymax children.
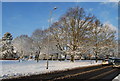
<box><xmin>49</xmin><ymin>65</ymin><xmax>112</xmax><ymax>81</ymax></box>
<box><xmin>89</xmin><ymin>69</ymin><xmax>117</xmax><ymax>79</ymax></box>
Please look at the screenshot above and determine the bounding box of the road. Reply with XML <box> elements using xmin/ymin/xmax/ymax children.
<box><xmin>2</xmin><ymin>64</ymin><xmax>120</xmax><ymax>81</ymax></box>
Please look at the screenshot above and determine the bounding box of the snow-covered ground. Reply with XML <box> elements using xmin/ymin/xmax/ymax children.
<box><xmin>0</xmin><ymin>60</ymin><xmax>102</xmax><ymax>80</ymax></box>
<box><xmin>112</xmin><ymin>74</ymin><xmax>120</xmax><ymax>81</ymax></box>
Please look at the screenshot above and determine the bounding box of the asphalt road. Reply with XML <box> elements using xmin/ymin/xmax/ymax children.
<box><xmin>2</xmin><ymin>64</ymin><xmax>120</xmax><ymax>81</ymax></box>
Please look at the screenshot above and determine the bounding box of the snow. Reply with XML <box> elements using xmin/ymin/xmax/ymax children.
<box><xmin>0</xmin><ymin>60</ymin><xmax>102</xmax><ymax>80</ymax></box>
<box><xmin>112</xmin><ymin>74</ymin><xmax>120</xmax><ymax>81</ymax></box>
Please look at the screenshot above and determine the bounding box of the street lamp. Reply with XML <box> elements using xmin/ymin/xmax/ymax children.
<box><xmin>46</xmin><ymin>7</ymin><xmax>57</xmax><ymax>69</ymax></box>
<box><xmin>54</xmin><ymin>7</ymin><xmax>57</xmax><ymax>10</ymax></box>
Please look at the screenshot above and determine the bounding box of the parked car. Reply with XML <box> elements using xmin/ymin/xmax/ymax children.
<box><xmin>108</xmin><ymin>57</ymin><xmax>115</xmax><ymax>65</ymax></box>
<box><xmin>113</xmin><ymin>58</ymin><xmax>120</xmax><ymax>68</ymax></box>
<box><xmin>102</xmin><ymin>59</ymin><xmax>109</xmax><ymax>65</ymax></box>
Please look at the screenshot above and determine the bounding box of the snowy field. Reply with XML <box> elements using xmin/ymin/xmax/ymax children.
<box><xmin>0</xmin><ymin>60</ymin><xmax>102</xmax><ymax>80</ymax></box>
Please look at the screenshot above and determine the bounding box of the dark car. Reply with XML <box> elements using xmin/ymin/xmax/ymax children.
<box><xmin>113</xmin><ymin>58</ymin><xmax>120</xmax><ymax>68</ymax></box>
<box><xmin>108</xmin><ymin>58</ymin><xmax>115</xmax><ymax>65</ymax></box>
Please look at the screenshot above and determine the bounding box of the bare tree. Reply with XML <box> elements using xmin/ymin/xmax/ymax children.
<box><xmin>50</xmin><ymin>7</ymin><xmax>100</xmax><ymax>62</ymax></box>
<box><xmin>49</xmin><ymin>6</ymin><xmax>116</xmax><ymax>62</ymax></box>
<box><xmin>31</xmin><ymin>29</ymin><xmax>59</xmax><ymax>60</ymax></box>
<box><xmin>13</xmin><ymin>35</ymin><xmax>33</xmax><ymax>58</ymax></box>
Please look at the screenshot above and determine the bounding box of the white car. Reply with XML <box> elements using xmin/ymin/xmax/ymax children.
<box><xmin>102</xmin><ymin>59</ymin><xmax>109</xmax><ymax>65</ymax></box>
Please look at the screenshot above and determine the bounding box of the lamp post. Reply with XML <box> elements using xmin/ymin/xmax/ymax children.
<box><xmin>46</xmin><ymin>7</ymin><xmax>57</xmax><ymax>69</ymax></box>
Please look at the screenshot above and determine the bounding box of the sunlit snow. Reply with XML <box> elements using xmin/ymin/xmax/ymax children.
<box><xmin>0</xmin><ymin>60</ymin><xmax>102</xmax><ymax>79</ymax></box>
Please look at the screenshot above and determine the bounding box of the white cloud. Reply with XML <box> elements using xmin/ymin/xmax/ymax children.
<box><xmin>104</xmin><ymin>21</ymin><xmax>119</xmax><ymax>39</ymax></box>
<box><xmin>104</xmin><ymin>21</ymin><xmax>118</xmax><ymax>31</ymax></box>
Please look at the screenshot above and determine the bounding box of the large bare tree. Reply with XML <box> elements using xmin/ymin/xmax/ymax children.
<box><xmin>49</xmin><ymin>6</ymin><xmax>116</xmax><ymax>62</ymax></box>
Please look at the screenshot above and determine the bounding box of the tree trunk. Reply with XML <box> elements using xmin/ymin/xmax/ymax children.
<box><xmin>65</xmin><ymin>54</ymin><xmax>67</xmax><ymax>60</ymax></box>
<box><xmin>95</xmin><ymin>56</ymin><xmax>98</xmax><ymax>63</ymax></box>
<box><xmin>56</xmin><ymin>53</ymin><xmax>59</xmax><ymax>60</ymax></box>
<box><xmin>37</xmin><ymin>58</ymin><xmax>39</xmax><ymax>62</ymax></box>
<box><xmin>70</xmin><ymin>55</ymin><xmax>74</xmax><ymax>62</ymax></box>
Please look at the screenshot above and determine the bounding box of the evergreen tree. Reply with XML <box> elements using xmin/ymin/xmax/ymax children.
<box><xmin>2</xmin><ymin>32</ymin><xmax>17</xmax><ymax>59</ymax></box>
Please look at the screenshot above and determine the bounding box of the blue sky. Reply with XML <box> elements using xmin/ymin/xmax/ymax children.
<box><xmin>2</xmin><ymin>2</ymin><xmax>118</xmax><ymax>38</ymax></box>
